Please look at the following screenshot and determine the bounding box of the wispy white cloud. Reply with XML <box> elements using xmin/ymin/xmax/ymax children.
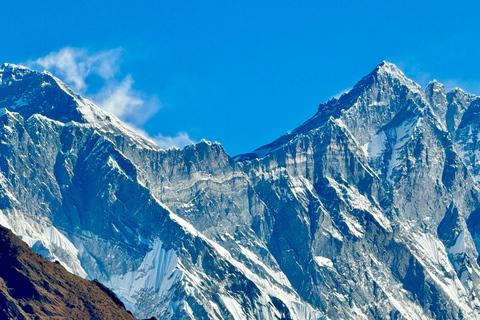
<box><xmin>27</xmin><ymin>47</ymin><xmax>195</xmax><ymax>149</ymax></box>
<box><xmin>29</xmin><ymin>47</ymin><xmax>122</xmax><ymax>93</ymax></box>
<box><xmin>331</xmin><ymin>88</ymin><xmax>351</xmax><ymax>100</ymax></box>
<box><xmin>90</xmin><ymin>75</ymin><xmax>162</xmax><ymax>126</ymax></box>
<box><xmin>153</xmin><ymin>132</ymin><xmax>195</xmax><ymax>150</ymax></box>
<box><xmin>122</xmin><ymin>127</ymin><xmax>195</xmax><ymax>150</ymax></box>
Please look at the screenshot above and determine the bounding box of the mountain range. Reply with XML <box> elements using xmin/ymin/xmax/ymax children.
<box><xmin>1</xmin><ymin>61</ymin><xmax>480</xmax><ymax>319</ymax></box>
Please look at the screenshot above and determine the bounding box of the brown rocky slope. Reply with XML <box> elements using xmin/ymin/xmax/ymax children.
<box><xmin>0</xmin><ymin>224</ymin><xmax>137</xmax><ymax>320</ymax></box>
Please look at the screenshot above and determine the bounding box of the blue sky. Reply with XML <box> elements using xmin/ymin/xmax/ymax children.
<box><xmin>3</xmin><ymin>1</ymin><xmax>480</xmax><ymax>155</ymax></box>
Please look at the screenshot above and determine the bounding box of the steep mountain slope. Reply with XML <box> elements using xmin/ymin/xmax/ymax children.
<box><xmin>2</xmin><ymin>61</ymin><xmax>480</xmax><ymax>319</ymax></box>
<box><xmin>0</xmin><ymin>63</ymin><xmax>322</xmax><ymax>320</ymax></box>
<box><xmin>0</xmin><ymin>224</ymin><xmax>136</xmax><ymax>320</ymax></box>
<box><xmin>235</xmin><ymin>62</ymin><xmax>480</xmax><ymax>319</ymax></box>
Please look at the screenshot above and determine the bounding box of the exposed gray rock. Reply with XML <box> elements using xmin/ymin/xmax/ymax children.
<box><xmin>2</xmin><ymin>61</ymin><xmax>480</xmax><ymax>319</ymax></box>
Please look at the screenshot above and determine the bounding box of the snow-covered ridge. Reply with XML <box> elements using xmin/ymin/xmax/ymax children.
<box><xmin>373</xmin><ymin>61</ymin><xmax>422</xmax><ymax>92</ymax></box>
<box><xmin>0</xmin><ymin>62</ymin><xmax>159</xmax><ymax>151</ymax></box>
<box><xmin>237</xmin><ymin>61</ymin><xmax>476</xmax><ymax>162</ymax></box>
<box><xmin>103</xmin><ymin>239</ymin><xmax>182</xmax><ymax>314</ymax></box>
<box><xmin>0</xmin><ymin>209</ymin><xmax>87</xmax><ymax>277</ymax></box>
<box><xmin>3</xmin><ymin>61</ymin><xmax>480</xmax><ymax>319</ymax></box>
<box><xmin>168</xmin><ymin>211</ymin><xmax>324</xmax><ymax>320</ymax></box>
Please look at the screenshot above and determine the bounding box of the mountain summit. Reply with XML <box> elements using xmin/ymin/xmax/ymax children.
<box><xmin>239</xmin><ymin>61</ymin><xmax>424</xmax><ymax>160</ymax></box>
<box><xmin>1</xmin><ymin>62</ymin><xmax>480</xmax><ymax>319</ymax></box>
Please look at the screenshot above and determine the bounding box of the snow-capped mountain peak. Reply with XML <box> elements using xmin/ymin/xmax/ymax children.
<box><xmin>0</xmin><ymin>64</ymin><xmax>158</xmax><ymax>151</ymax></box>
<box><xmin>0</xmin><ymin>62</ymin><xmax>31</xmax><ymax>74</ymax></box>
<box><xmin>355</xmin><ymin>60</ymin><xmax>422</xmax><ymax>95</ymax></box>
<box><xmin>375</xmin><ymin>60</ymin><xmax>404</xmax><ymax>76</ymax></box>
<box><xmin>4</xmin><ymin>62</ymin><xmax>480</xmax><ymax>319</ymax></box>
<box><xmin>242</xmin><ymin>61</ymin><xmax>424</xmax><ymax>160</ymax></box>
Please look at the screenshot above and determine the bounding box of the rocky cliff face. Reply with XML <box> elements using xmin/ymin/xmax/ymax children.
<box><xmin>236</xmin><ymin>62</ymin><xmax>480</xmax><ymax>319</ymax></box>
<box><xmin>0</xmin><ymin>63</ymin><xmax>320</xmax><ymax>320</ymax></box>
<box><xmin>1</xmin><ymin>61</ymin><xmax>480</xmax><ymax>319</ymax></box>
